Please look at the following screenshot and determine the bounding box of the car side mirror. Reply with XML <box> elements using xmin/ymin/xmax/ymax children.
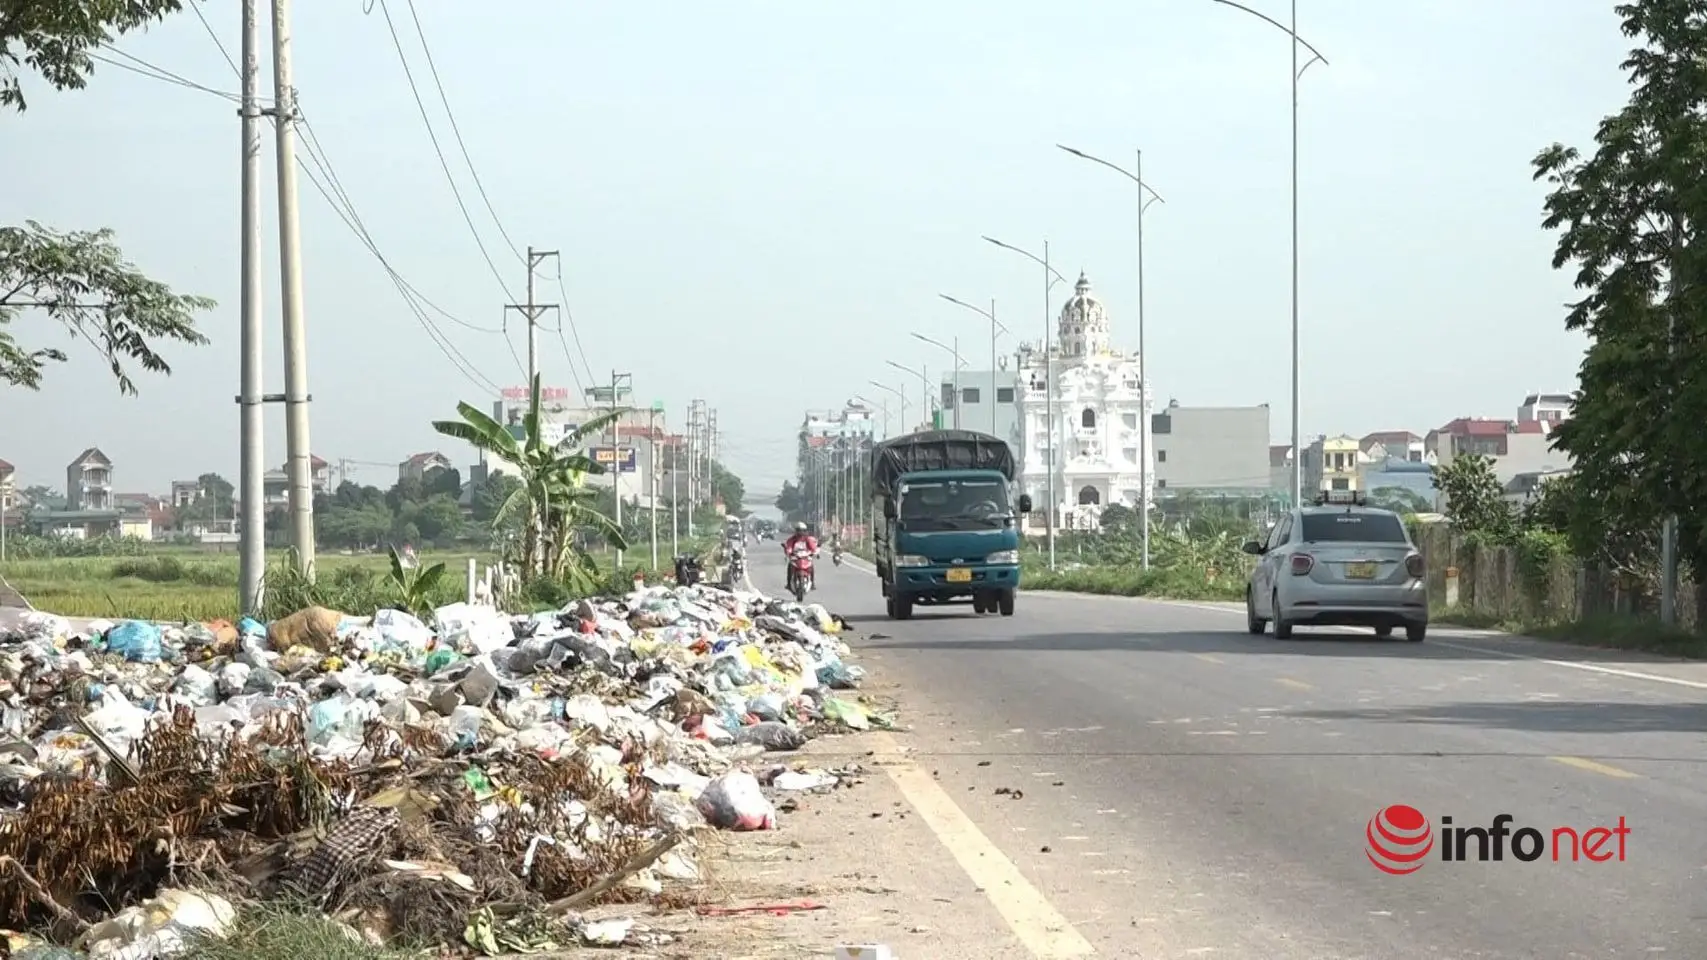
<box><xmin>1018</xmin><ymin>493</ymin><xmax>1034</xmax><ymax>514</ymax></box>
<box><xmin>1241</xmin><ymin>540</ymin><xmax>1264</xmax><ymax>555</ymax></box>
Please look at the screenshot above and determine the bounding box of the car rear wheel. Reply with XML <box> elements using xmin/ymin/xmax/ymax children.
<box><xmin>1374</xmin><ymin>625</ymin><xmax>1394</xmax><ymax>638</ymax></box>
<box><xmin>1405</xmin><ymin>622</ymin><xmax>1426</xmax><ymax>642</ymax></box>
<box><xmin>1245</xmin><ymin>588</ymin><xmax>1267</xmax><ymax>635</ymax></box>
<box><xmin>1271</xmin><ymin>591</ymin><xmax>1293</xmax><ymax>639</ymax></box>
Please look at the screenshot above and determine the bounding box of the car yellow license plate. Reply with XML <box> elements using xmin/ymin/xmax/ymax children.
<box><xmin>946</xmin><ymin>567</ymin><xmax>972</xmax><ymax>583</ymax></box>
<box><xmin>1346</xmin><ymin>562</ymin><xmax>1377</xmax><ymax>579</ymax></box>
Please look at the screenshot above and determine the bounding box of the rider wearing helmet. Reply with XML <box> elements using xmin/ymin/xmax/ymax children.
<box><xmin>783</xmin><ymin>522</ymin><xmax>820</xmax><ymax>590</ymax></box>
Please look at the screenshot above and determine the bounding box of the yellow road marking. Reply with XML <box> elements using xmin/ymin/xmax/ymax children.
<box><xmin>1274</xmin><ymin>677</ymin><xmax>1313</xmax><ymax>691</ymax></box>
<box><xmin>1549</xmin><ymin>756</ymin><xmax>1639</xmax><ymax>779</ymax></box>
<box><xmin>1192</xmin><ymin>653</ymin><xmax>1224</xmax><ymax>664</ymax></box>
<box><xmin>869</xmin><ymin>731</ymin><xmax>1095</xmax><ymax>957</ymax></box>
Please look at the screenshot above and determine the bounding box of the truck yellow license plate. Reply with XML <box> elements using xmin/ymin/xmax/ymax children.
<box><xmin>1345</xmin><ymin>562</ymin><xmax>1376</xmax><ymax>580</ymax></box>
<box><xmin>946</xmin><ymin>567</ymin><xmax>972</xmax><ymax>583</ymax></box>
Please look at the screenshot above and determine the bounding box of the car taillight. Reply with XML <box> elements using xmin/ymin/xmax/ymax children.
<box><xmin>1289</xmin><ymin>553</ymin><xmax>1314</xmax><ymax>576</ymax></box>
<box><xmin>1405</xmin><ymin>553</ymin><xmax>1425</xmax><ymax>578</ymax></box>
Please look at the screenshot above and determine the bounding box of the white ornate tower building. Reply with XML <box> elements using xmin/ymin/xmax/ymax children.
<box><xmin>1015</xmin><ymin>272</ymin><xmax>1153</xmax><ymax>533</ymax></box>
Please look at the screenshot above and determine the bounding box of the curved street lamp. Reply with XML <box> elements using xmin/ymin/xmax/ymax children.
<box><xmin>983</xmin><ymin>235</ymin><xmax>1069</xmax><ymax>570</ymax></box>
<box><xmin>1056</xmin><ymin>144</ymin><xmax>1164</xmax><ymax>570</ymax></box>
<box><xmin>885</xmin><ymin>359</ymin><xmax>931</xmax><ymax>428</ymax></box>
<box><xmin>1208</xmin><ymin>0</ymin><xmax>1329</xmax><ymax>510</ymax></box>
<box><xmin>910</xmin><ymin>332</ymin><xmax>965</xmax><ymax>430</ymax></box>
<box><xmin>868</xmin><ymin>379</ymin><xmax>910</xmax><ymax>437</ymax></box>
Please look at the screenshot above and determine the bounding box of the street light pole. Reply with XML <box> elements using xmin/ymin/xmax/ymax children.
<box><xmin>1209</xmin><ymin>0</ymin><xmax>1327</xmax><ymax>510</ymax></box>
<box><xmin>885</xmin><ymin>360</ymin><xmax>931</xmax><ymax>429</ymax></box>
<box><xmin>938</xmin><ymin>295</ymin><xmax>1010</xmax><ymax>440</ymax></box>
<box><xmin>869</xmin><ymin>380</ymin><xmax>908</xmax><ymax>438</ymax></box>
<box><xmin>981</xmin><ymin>236</ymin><xmax>1068</xmax><ymax>570</ymax></box>
<box><xmin>1056</xmin><ymin>144</ymin><xmax>1166</xmax><ymax>570</ymax></box>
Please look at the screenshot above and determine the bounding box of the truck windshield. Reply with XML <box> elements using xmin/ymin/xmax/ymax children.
<box><xmin>899</xmin><ymin>478</ymin><xmax>1012</xmax><ymax>531</ymax></box>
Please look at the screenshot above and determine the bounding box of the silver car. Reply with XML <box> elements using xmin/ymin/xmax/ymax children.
<box><xmin>1241</xmin><ymin>492</ymin><xmax>1428</xmax><ymax>641</ymax></box>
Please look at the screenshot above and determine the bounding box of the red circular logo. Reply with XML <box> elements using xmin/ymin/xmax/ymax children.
<box><xmin>1366</xmin><ymin>804</ymin><xmax>1433</xmax><ymax>875</ymax></box>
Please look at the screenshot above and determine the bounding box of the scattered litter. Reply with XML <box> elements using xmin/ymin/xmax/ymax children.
<box><xmin>0</xmin><ymin>578</ymin><xmax>883</xmax><ymax>952</ymax></box>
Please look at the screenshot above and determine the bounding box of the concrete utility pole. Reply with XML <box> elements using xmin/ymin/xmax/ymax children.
<box><xmin>237</xmin><ymin>0</ymin><xmax>267</xmax><ymax>614</ymax></box>
<box><xmin>647</xmin><ymin>403</ymin><xmax>661</xmax><ymax>572</ymax></box>
<box><xmin>597</xmin><ymin>371</ymin><xmax>633</xmax><ymax>571</ymax></box>
<box><xmin>270</xmin><ymin>0</ymin><xmax>315</xmax><ymax>575</ymax></box>
<box><xmin>1662</xmin><ymin>221</ymin><xmax>1682</xmax><ymax>625</ymax></box>
<box><xmin>686</xmin><ymin>400</ymin><xmax>702</xmax><ymax>539</ymax></box>
<box><xmin>505</xmin><ymin>247</ymin><xmax>559</xmax><ymax>387</ymax></box>
<box><xmin>706</xmin><ymin>409</ymin><xmax>720</xmax><ymax>508</ymax></box>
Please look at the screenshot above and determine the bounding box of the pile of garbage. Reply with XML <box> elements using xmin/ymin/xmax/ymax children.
<box><xmin>0</xmin><ymin>582</ymin><xmax>883</xmax><ymax>956</ymax></box>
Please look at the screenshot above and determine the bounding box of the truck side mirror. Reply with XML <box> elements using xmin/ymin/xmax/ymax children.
<box><xmin>882</xmin><ymin>500</ymin><xmax>896</xmax><ymax>520</ymax></box>
<box><xmin>1018</xmin><ymin>493</ymin><xmax>1034</xmax><ymax>513</ymax></box>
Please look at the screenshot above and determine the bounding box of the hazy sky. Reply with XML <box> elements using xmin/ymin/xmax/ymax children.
<box><xmin>3</xmin><ymin>0</ymin><xmax>1626</xmax><ymax>503</ymax></box>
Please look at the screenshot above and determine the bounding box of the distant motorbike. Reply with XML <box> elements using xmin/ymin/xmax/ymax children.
<box><xmin>786</xmin><ymin>542</ymin><xmax>816</xmax><ymax>602</ymax></box>
<box><xmin>831</xmin><ymin>546</ymin><xmax>844</xmax><ymax>567</ymax></box>
<box><xmin>673</xmin><ymin>554</ymin><xmax>704</xmax><ymax>587</ymax></box>
<box><xmin>727</xmin><ymin>544</ymin><xmax>747</xmax><ymax>584</ymax></box>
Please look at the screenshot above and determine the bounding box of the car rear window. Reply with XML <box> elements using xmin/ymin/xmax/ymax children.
<box><xmin>1300</xmin><ymin>512</ymin><xmax>1407</xmax><ymax>543</ymax></box>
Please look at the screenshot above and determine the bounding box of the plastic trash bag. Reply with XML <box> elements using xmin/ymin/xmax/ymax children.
<box><xmin>696</xmin><ymin>771</ymin><xmax>776</xmax><ymax>830</ymax></box>
<box><xmin>735</xmin><ymin>720</ymin><xmax>807</xmax><ymax>752</ymax></box>
<box><xmin>104</xmin><ymin>621</ymin><xmax>163</xmax><ymax>663</ymax></box>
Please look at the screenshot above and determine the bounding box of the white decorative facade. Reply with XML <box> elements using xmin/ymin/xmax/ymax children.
<box><xmin>1014</xmin><ymin>273</ymin><xmax>1153</xmax><ymax>533</ymax></box>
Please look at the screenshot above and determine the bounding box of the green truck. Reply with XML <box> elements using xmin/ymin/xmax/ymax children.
<box><xmin>869</xmin><ymin>429</ymin><xmax>1032</xmax><ymax>620</ymax></box>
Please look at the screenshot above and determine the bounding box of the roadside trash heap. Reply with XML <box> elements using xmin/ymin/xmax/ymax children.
<box><xmin>0</xmin><ymin>582</ymin><xmax>883</xmax><ymax>957</ymax></box>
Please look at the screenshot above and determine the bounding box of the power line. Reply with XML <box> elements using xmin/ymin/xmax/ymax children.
<box><xmin>401</xmin><ymin>0</ymin><xmax>523</xmax><ymax>262</ymax></box>
<box><xmin>373</xmin><ymin>0</ymin><xmax>515</xmax><ymax>299</ymax></box>
<box><xmin>91</xmin><ymin>36</ymin><xmax>510</xmax><ymax>395</ymax></box>
<box><xmin>550</xmin><ymin>266</ymin><xmax>597</xmax><ymax>396</ymax></box>
<box><xmin>187</xmin><ymin>2</ymin><xmax>240</xmax><ymax>76</ymax></box>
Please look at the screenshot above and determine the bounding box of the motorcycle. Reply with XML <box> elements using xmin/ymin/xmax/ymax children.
<box><xmin>727</xmin><ymin>543</ymin><xmax>747</xmax><ymax>584</ymax></box>
<box><xmin>786</xmin><ymin>542</ymin><xmax>816</xmax><ymax>602</ymax></box>
<box><xmin>831</xmin><ymin>546</ymin><xmax>844</xmax><ymax>567</ymax></box>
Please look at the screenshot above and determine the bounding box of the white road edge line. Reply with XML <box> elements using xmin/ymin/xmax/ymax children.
<box><xmin>836</xmin><ymin>555</ymin><xmax>1707</xmax><ymax>692</ymax></box>
<box><xmin>868</xmin><ymin>730</ymin><xmax>1097</xmax><ymax>958</ymax></box>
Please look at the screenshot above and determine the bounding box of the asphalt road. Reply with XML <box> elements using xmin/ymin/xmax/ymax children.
<box><xmin>752</xmin><ymin>552</ymin><xmax>1707</xmax><ymax>959</ymax></box>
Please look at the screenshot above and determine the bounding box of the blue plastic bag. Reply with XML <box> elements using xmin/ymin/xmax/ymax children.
<box><xmin>105</xmin><ymin>620</ymin><xmax>164</xmax><ymax>663</ymax></box>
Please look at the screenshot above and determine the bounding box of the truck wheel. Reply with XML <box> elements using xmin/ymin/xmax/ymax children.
<box><xmin>894</xmin><ymin>595</ymin><xmax>914</xmax><ymax>620</ymax></box>
<box><xmin>998</xmin><ymin>590</ymin><xmax>1015</xmax><ymax>616</ymax></box>
<box><xmin>972</xmin><ymin>593</ymin><xmax>987</xmax><ymax>614</ymax></box>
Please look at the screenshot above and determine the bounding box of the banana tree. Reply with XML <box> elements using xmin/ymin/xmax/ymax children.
<box><xmin>432</xmin><ymin>374</ymin><xmax>627</xmax><ymax>580</ymax></box>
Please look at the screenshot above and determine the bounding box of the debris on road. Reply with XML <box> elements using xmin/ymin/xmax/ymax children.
<box><xmin>0</xmin><ymin>581</ymin><xmax>887</xmax><ymax>955</ymax></box>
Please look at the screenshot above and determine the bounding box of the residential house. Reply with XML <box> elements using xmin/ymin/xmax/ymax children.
<box><xmin>1150</xmin><ymin>403</ymin><xmax>1272</xmax><ymax>496</ymax></box>
<box><xmin>34</xmin><ymin>448</ymin><xmax>123</xmax><ymax>538</ymax></box>
<box><xmin>264</xmin><ymin>455</ymin><xmax>333</xmax><ymax>508</ymax></box>
<box><xmin>65</xmin><ymin>447</ymin><xmax>113</xmax><ymax>511</ymax></box>
<box><xmin>1504</xmin><ymin>466</ymin><xmax>1573</xmax><ymax>505</ymax></box>
<box><xmin>112</xmin><ymin>493</ymin><xmax>165</xmax><ymax>539</ymax></box>
<box><xmin>398</xmin><ymin>451</ymin><xmax>453</xmax><ymax>485</ymax></box>
<box><xmin>170</xmin><ymin>479</ymin><xmax>202</xmax><ymax>508</ymax></box>
<box><xmin>0</xmin><ymin>458</ymin><xmax>14</xmax><ymax>514</ymax></box>
<box><xmin>1302</xmin><ymin>434</ymin><xmax>1366</xmax><ymax>494</ymax></box>
<box><xmin>1518</xmin><ymin>393</ymin><xmax>1572</xmax><ymax>427</ymax></box>
<box><xmin>1425</xmin><ymin>417</ymin><xmax>1568</xmax><ymax>484</ymax></box>
<box><xmin>1359</xmin><ymin>430</ymin><xmax>1427</xmax><ymax>465</ymax></box>
<box><xmin>1269</xmin><ymin>444</ymin><xmax>1293</xmax><ymax>497</ymax></box>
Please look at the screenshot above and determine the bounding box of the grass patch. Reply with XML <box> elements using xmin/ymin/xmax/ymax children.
<box><xmin>1023</xmin><ymin>564</ymin><xmax>1246</xmax><ymax>601</ymax></box>
<box><xmin>1432</xmin><ymin>606</ymin><xmax>1707</xmax><ymax>659</ymax></box>
<box><xmin>182</xmin><ymin>902</ymin><xmax>423</xmax><ymax>960</ymax></box>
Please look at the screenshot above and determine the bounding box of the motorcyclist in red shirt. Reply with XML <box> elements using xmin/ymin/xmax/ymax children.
<box><xmin>783</xmin><ymin>522</ymin><xmax>820</xmax><ymax>592</ymax></box>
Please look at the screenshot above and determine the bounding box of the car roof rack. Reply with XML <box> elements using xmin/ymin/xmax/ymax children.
<box><xmin>1313</xmin><ymin>489</ymin><xmax>1366</xmax><ymax>507</ymax></box>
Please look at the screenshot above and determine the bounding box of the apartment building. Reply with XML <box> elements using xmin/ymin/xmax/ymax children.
<box><xmin>1150</xmin><ymin>403</ymin><xmax>1271</xmax><ymax>496</ymax></box>
<box><xmin>1302</xmin><ymin>434</ymin><xmax>1365</xmax><ymax>493</ymax></box>
<box><xmin>1424</xmin><ymin>418</ymin><xmax>1567</xmax><ymax>484</ymax></box>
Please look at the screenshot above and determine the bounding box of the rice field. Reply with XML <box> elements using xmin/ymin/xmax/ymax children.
<box><xmin>0</xmin><ymin>549</ymin><xmax>488</xmax><ymax>621</ymax></box>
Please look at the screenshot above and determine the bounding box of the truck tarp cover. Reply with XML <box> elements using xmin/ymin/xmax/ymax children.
<box><xmin>870</xmin><ymin>430</ymin><xmax>1015</xmax><ymax>496</ymax></box>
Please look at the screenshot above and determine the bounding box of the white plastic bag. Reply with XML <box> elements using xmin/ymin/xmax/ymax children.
<box><xmin>695</xmin><ymin>771</ymin><xmax>776</xmax><ymax>831</ymax></box>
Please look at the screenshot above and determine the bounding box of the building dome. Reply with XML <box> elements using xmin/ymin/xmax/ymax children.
<box><xmin>1057</xmin><ymin>271</ymin><xmax>1110</xmax><ymax>358</ymax></box>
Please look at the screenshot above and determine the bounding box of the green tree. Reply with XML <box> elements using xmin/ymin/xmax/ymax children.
<box><xmin>1533</xmin><ymin>0</ymin><xmax>1707</xmax><ymax>594</ymax></box>
<box><xmin>2</xmin><ymin>5</ymin><xmax>214</xmax><ymax>393</ymax></box>
<box><xmin>433</xmin><ymin>374</ymin><xmax>625</xmax><ymax>586</ymax></box>
<box><xmin>709</xmin><ymin>460</ymin><xmax>745</xmax><ymax>514</ymax></box>
<box><xmin>1430</xmin><ymin>455</ymin><xmax>1514</xmax><ymax>543</ymax></box>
